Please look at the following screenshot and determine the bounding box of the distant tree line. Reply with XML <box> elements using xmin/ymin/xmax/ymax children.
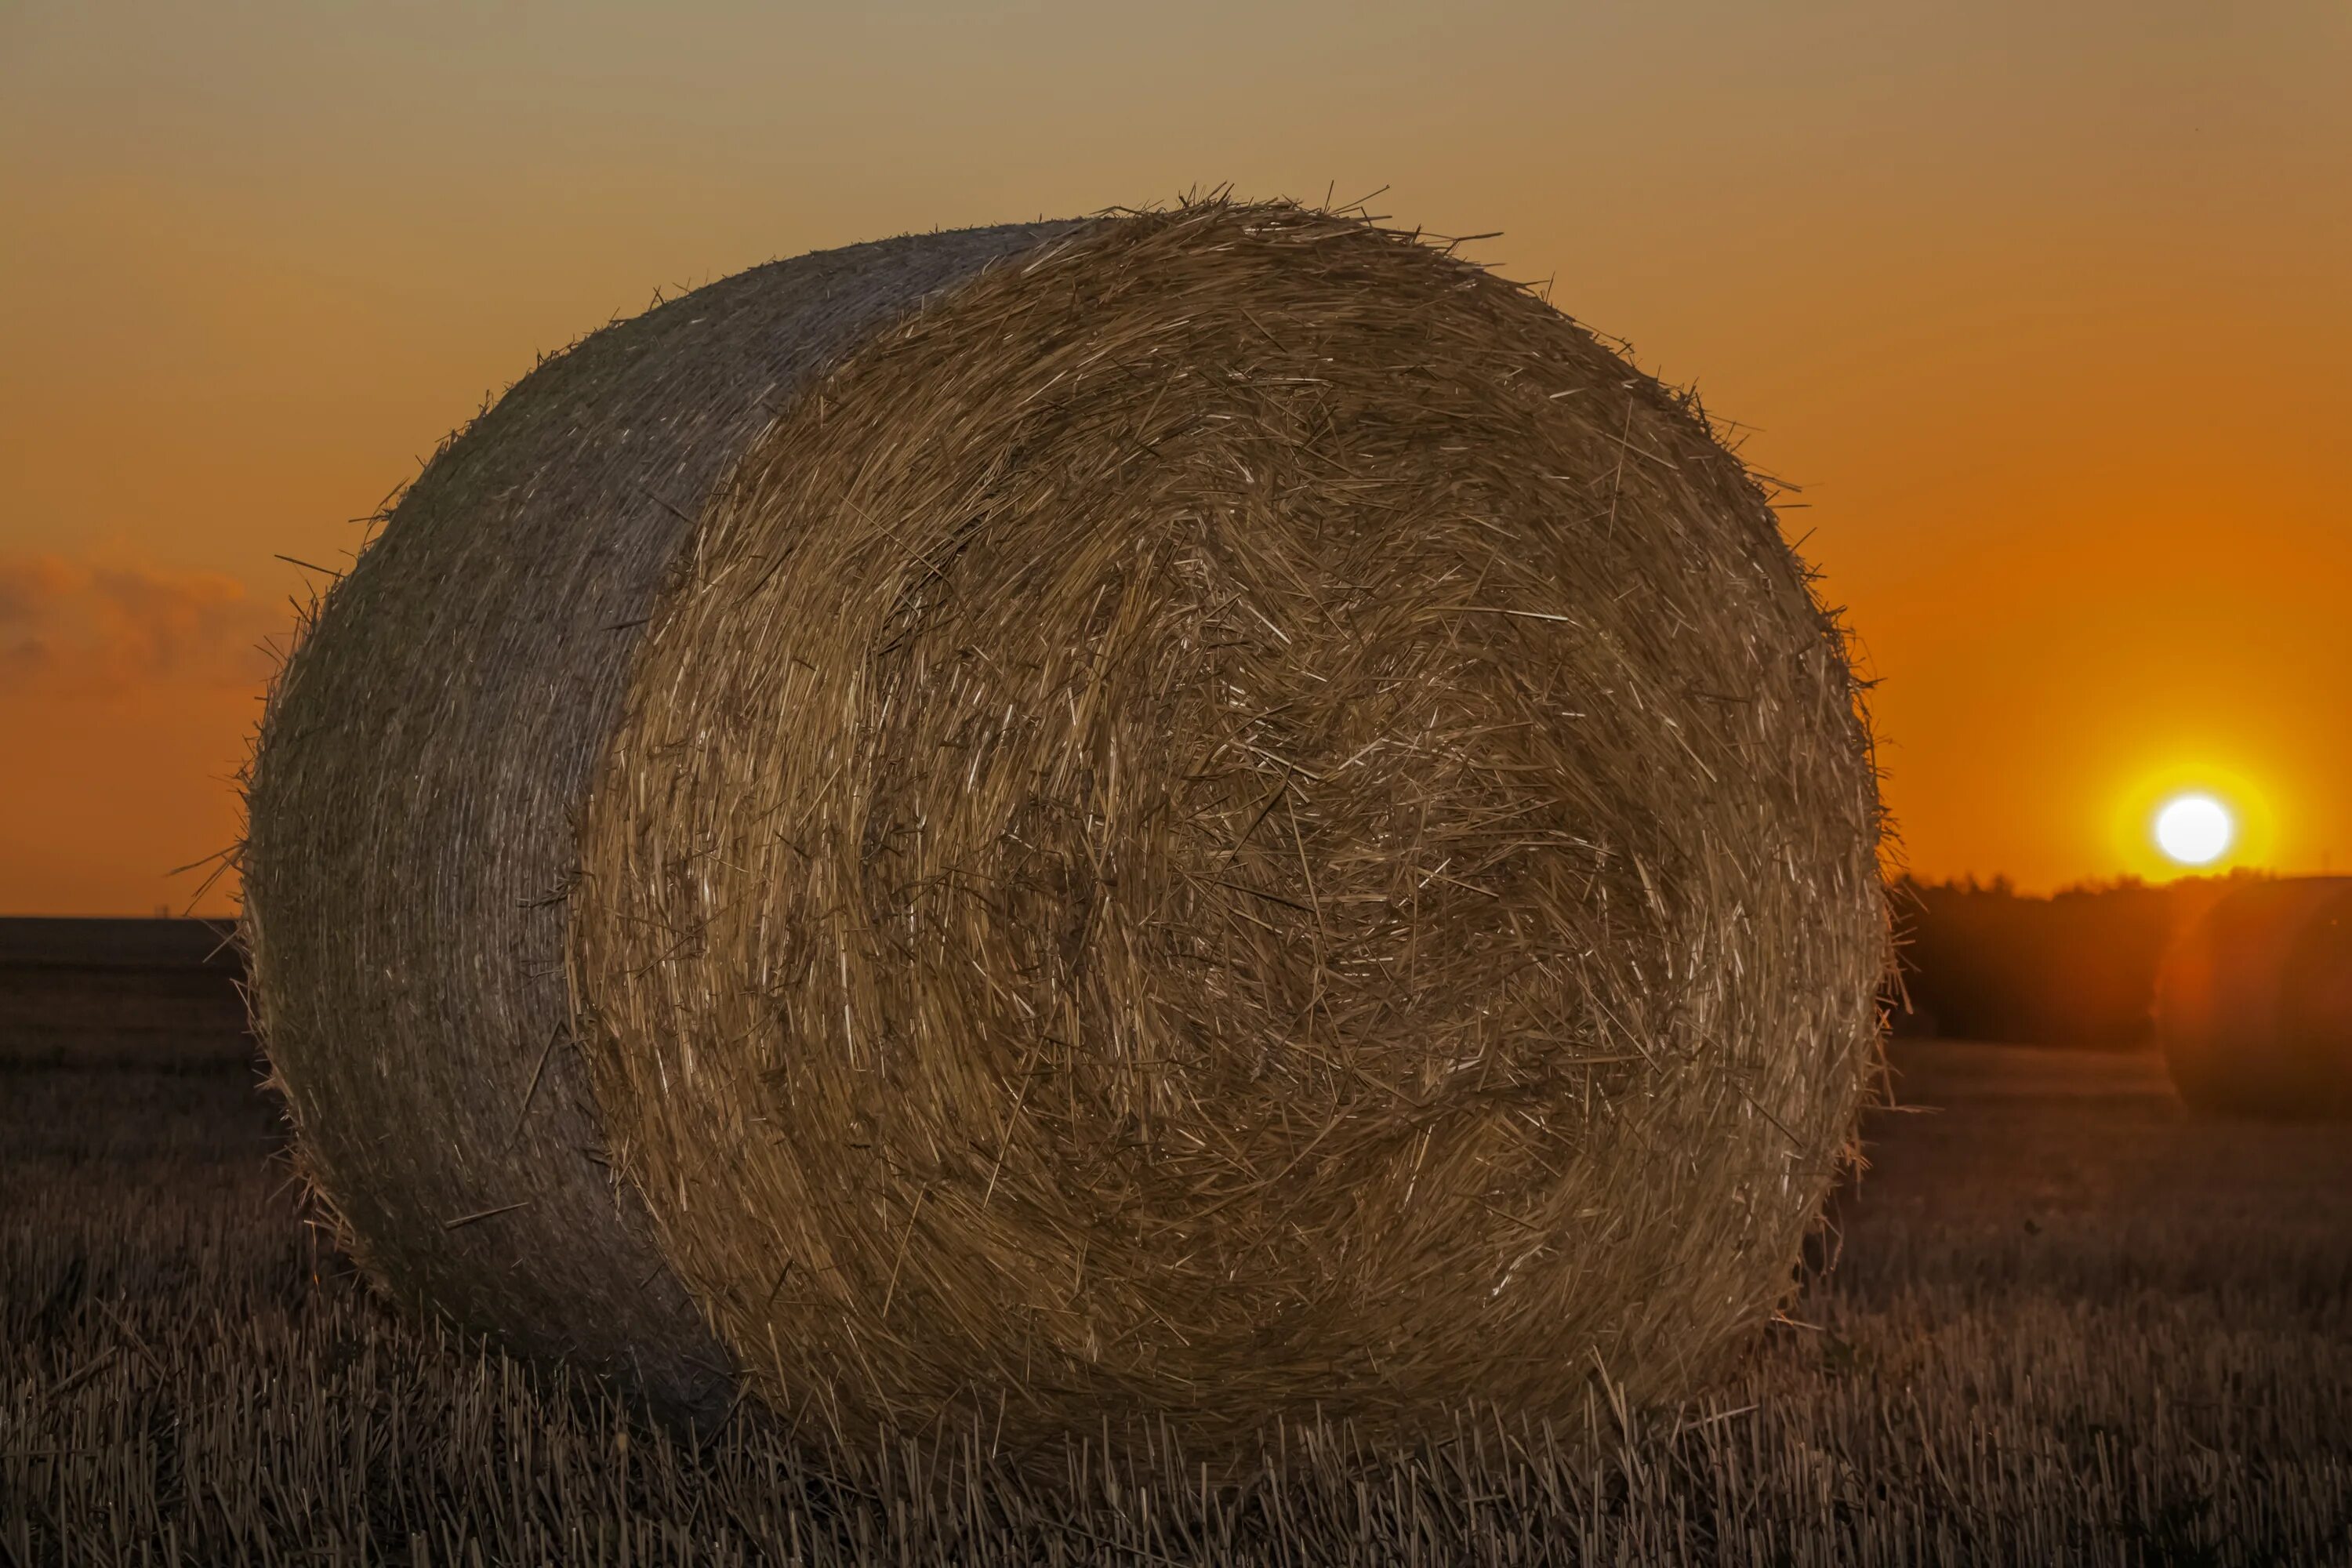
<box><xmin>1888</xmin><ymin>872</ymin><xmax>2264</xmax><ymax>1047</ymax></box>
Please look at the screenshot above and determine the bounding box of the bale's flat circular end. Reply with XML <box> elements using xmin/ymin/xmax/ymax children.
<box><xmin>572</xmin><ymin>204</ymin><xmax>1886</xmax><ymax>1457</ymax></box>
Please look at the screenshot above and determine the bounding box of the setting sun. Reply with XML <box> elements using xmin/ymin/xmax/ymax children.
<box><xmin>2154</xmin><ymin>792</ymin><xmax>2235</xmax><ymax>866</ymax></box>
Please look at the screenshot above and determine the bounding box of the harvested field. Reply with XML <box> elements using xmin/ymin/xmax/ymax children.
<box><xmin>5</xmin><ymin>1040</ymin><xmax>2347</xmax><ymax>1566</ymax></box>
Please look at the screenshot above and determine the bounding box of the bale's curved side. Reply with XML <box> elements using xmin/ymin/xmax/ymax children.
<box><xmin>572</xmin><ymin>202</ymin><xmax>1889</xmax><ymax>1457</ymax></box>
<box><xmin>2158</xmin><ymin>877</ymin><xmax>2352</xmax><ymax>1117</ymax></box>
<box><xmin>241</xmin><ymin>220</ymin><xmax>1087</xmax><ymax>1414</ymax></box>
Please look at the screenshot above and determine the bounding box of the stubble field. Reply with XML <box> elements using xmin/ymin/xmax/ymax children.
<box><xmin>4</xmin><ymin>1040</ymin><xmax>2349</xmax><ymax>1566</ymax></box>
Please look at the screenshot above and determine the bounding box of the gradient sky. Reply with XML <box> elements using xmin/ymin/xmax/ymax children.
<box><xmin>3</xmin><ymin>0</ymin><xmax>2347</xmax><ymax>914</ymax></box>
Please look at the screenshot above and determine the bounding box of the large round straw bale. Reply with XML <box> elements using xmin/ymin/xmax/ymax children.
<box><xmin>243</xmin><ymin>201</ymin><xmax>1886</xmax><ymax>1458</ymax></box>
<box><xmin>2158</xmin><ymin>877</ymin><xmax>2352</xmax><ymax>1118</ymax></box>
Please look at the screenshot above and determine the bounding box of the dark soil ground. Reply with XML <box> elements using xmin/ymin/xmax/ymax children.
<box><xmin>4</xmin><ymin>1038</ymin><xmax>2348</xmax><ymax>1565</ymax></box>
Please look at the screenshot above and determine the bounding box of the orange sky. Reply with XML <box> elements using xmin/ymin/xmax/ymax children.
<box><xmin>4</xmin><ymin>1</ymin><xmax>2347</xmax><ymax>914</ymax></box>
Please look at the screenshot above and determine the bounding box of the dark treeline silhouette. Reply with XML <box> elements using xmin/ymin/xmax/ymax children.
<box><xmin>1892</xmin><ymin>871</ymin><xmax>2264</xmax><ymax>1047</ymax></box>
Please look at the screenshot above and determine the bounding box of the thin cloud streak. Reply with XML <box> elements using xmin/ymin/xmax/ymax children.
<box><xmin>0</xmin><ymin>553</ymin><xmax>286</xmax><ymax>697</ymax></box>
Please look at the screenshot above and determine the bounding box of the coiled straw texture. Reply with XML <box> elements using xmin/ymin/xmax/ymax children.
<box><xmin>568</xmin><ymin>204</ymin><xmax>1886</xmax><ymax>1457</ymax></box>
<box><xmin>246</xmin><ymin>201</ymin><xmax>1886</xmax><ymax>1461</ymax></box>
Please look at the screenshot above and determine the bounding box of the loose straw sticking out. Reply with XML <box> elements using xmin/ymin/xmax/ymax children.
<box><xmin>572</xmin><ymin>201</ymin><xmax>1888</xmax><ymax>1465</ymax></box>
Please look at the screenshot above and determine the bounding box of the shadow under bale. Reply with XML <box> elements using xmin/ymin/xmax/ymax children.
<box><xmin>241</xmin><ymin>199</ymin><xmax>1888</xmax><ymax>1470</ymax></box>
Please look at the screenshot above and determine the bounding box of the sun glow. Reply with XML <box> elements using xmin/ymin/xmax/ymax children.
<box><xmin>2153</xmin><ymin>792</ymin><xmax>2235</xmax><ymax>866</ymax></box>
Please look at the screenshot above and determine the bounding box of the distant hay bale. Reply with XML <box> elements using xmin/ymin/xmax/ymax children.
<box><xmin>2158</xmin><ymin>877</ymin><xmax>2352</xmax><ymax>1119</ymax></box>
<box><xmin>241</xmin><ymin>201</ymin><xmax>1887</xmax><ymax>1461</ymax></box>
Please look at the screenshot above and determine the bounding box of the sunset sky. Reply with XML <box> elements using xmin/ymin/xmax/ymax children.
<box><xmin>4</xmin><ymin>0</ymin><xmax>2347</xmax><ymax>914</ymax></box>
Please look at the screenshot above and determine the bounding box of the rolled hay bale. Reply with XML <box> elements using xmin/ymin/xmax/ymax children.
<box><xmin>243</xmin><ymin>201</ymin><xmax>1887</xmax><ymax>1460</ymax></box>
<box><xmin>2158</xmin><ymin>877</ymin><xmax>2352</xmax><ymax>1118</ymax></box>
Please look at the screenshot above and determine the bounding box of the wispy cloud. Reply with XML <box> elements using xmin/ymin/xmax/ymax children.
<box><xmin>0</xmin><ymin>553</ymin><xmax>285</xmax><ymax>695</ymax></box>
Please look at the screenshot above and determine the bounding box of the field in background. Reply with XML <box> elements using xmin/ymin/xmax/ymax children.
<box><xmin>4</xmin><ymin>1038</ymin><xmax>2349</xmax><ymax>1565</ymax></box>
<box><xmin>0</xmin><ymin>919</ymin><xmax>245</xmax><ymax>1070</ymax></box>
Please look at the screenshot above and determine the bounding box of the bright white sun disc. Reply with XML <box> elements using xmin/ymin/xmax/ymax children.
<box><xmin>2154</xmin><ymin>793</ymin><xmax>2234</xmax><ymax>866</ymax></box>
